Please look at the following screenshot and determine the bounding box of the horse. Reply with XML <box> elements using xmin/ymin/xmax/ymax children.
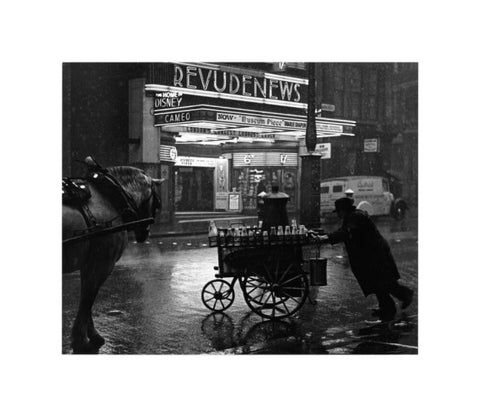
<box><xmin>62</xmin><ymin>163</ymin><xmax>164</xmax><ymax>353</ymax></box>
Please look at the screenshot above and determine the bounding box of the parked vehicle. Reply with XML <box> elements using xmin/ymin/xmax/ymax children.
<box><xmin>320</xmin><ymin>175</ymin><xmax>408</xmax><ymax>219</ymax></box>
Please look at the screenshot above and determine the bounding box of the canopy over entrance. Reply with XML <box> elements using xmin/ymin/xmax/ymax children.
<box><xmin>149</xmin><ymin>104</ymin><xmax>355</xmax><ymax>146</ymax></box>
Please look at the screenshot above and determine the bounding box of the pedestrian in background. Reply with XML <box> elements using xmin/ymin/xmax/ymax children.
<box><xmin>318</xmin><ymin>197</ymin><xmax>414</xmax><ymax>321</ymax></box>
<box><xmin>256</xmin><ymin>178</ymin><xmax>267</xmax><ymax>224</ymax></box>
<box><xmin>345</xmin><ymin>188</ymin><xmax>354</xmax><ymax>199</ymax></box>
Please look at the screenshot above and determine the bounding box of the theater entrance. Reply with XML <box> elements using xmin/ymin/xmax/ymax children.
<box><xmin>174</xmin><ymin>167</ymin><xmax>215</xmax><ymax>211</ymax></box>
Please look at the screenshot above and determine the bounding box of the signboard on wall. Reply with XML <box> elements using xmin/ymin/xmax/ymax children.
<box><xmin>215</xmin><ymin>192</ymin><xmax>228</xmax><ymax>210</ymax></box>
<box><xmin>153</xmin><ymin>107</ymin><xmax>355</xmax><ymax>137</ymax></box>
<box><xmin>313</xmin><ymin>143</ymin><xmax>331</xmax><ymax>159</ymax></box>
<box><xmin>175</xmin><ymin>156</ymin><xmax>218</xmax><ymax>167</ymax></box>
<box><xmin>364</xmin><ymin>138</ymin><xmax>379</xmax><ymax>153</ymax></box>
<box><xmin>320</xmin><ymin>103</ymin><xmax>336</xmax><ymax>112</ymax></box>
<box><xmin>215</xmin><ymin>112</ymin><xmax>344</xmax><ymax>133</ymax></box>
<box><xmin>159</xmin><ymin>145</ymin><xmax>178</xmax><ymax>162</ymax></box>
<box><xmin>154</xmin><ymin>92</ymin><xmax>184</xmax><ymax>109</ymax></box>
<box><xmin>228</xmin><ymin>193</ymin><xmax>241</xmax><ymax>211</ymax></box>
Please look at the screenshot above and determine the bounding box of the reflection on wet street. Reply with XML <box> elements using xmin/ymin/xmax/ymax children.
<box><xmin>63</xmin><ymin>217</ymin><xmax>418</xmax><ymax>354</ymax></box>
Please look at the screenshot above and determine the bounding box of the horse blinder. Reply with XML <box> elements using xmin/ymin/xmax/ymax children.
<box><xmin>134</xmin><ymin>183</ymin><xmax>161</xmax><ymax>239</ymax></box>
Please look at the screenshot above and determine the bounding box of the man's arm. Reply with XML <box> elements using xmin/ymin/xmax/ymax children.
<box><xmin>326</xmin><ymin>227</ymin><xmax>348</xmax><ymax>245</ymax></box>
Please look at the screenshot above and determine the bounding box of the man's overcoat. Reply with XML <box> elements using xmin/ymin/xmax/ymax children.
<box><xmin>327</xmin><ymin>209</ymin><xmax>401</xmax><ymax>296</ymax></box>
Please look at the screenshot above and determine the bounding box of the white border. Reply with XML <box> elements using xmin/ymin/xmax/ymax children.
<box><xmin>4</xmin><ymin>1</ymin><xmax>480</xmax><ymax>415</ymax></box>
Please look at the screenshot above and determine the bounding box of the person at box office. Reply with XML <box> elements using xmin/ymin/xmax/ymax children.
<box><xmin>317</xmin><ymin>197</ymin><xmax>414</xmax><ymax>321</ymax></box>
<box><xmin>260</xmin><ymin>184</ymin><xmax>289</xmax><ymax>232</ymax></box>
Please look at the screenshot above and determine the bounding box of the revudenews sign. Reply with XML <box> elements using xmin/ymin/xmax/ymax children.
<box><xmin>172</xmin><ymin>63</ymin><xmax>305</xmax><ymax>103</ymax></box>
<box><xmin>146</xmin><ymin>63</ymin><xmax>308</xmax><ymax>109</ymax></box>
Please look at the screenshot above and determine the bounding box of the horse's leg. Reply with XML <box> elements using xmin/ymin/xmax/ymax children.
<box><xmin>87</xmin><ymin>312</ymin><xmax>105</xmax><ymax>348</ymax></box>
<box><xmin>71</xmin><ymin>256</ymin><xmax>115</xmax><ymax>353</ymax></box>
<box><xmin>71</xmin><ymin>234</ymin><xmax>127</xmax><ymax>353</ymax></box>
<box><xmin>71</xmin><ymin>273</ymin><xmax>99</xmax><ymax>353</ymax></box>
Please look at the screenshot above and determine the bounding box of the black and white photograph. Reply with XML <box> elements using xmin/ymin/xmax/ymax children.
<box><xmin>62</xmin><ymin>61</ymin><xmax>418</xmax><ymax>355</ymax></box>
<box><xmin>3</xmin><ymin>1</ymin><xmax>480</xmax><ymax>415</ymax></box>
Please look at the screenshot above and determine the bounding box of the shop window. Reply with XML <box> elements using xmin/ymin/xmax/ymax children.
<box><xmin>233</xmin><ymin>167</ymin><xmax>297</xmax><ymax>212</ymax></box>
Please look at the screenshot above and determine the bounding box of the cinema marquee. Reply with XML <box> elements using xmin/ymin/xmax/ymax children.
<box><xmin>146</xmin><ymin>62</ymin><xmax>309</xmax><ymax>109</ymax></box>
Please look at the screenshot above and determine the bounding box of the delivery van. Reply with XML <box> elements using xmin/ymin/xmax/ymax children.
<box><xmin>320</xmin><ymin>176</ymin><xmax>408</xmax><ymax>219</ymax></box>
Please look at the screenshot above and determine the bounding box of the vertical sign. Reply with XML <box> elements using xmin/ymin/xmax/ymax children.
<box><xmin>215</xmin><ymin>158</ymin><xmax>229</xmax><ymax>210</ymax></box>
<box><xmin>229</xmin><ymin>193</ymin><xmax>240</xmax><ymax>211</ymax></box>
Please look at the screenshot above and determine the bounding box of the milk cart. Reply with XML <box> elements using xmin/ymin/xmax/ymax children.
<box><xmin>201</xmin><ymin>227</ymin><xmax>326</xmax><ymax>320</ymax></box>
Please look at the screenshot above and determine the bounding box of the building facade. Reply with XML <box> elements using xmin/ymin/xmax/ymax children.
<box><xmin>314</xmin><ymin>62</ymin><xmax>418</xmax><ymax>205</ymax></box>
<box><xmin>62</xmin><ymin>62</ymin><xmax>417</xmax><ymax>225</ymax></box>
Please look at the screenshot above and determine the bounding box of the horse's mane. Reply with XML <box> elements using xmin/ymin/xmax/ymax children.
<box><xmin>107</xmin><ymin>166</ymin><xmax>150</xmax><ymax>207</ymax></box>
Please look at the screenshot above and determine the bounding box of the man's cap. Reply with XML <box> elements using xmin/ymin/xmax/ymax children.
<box><xmin>333</xmin><ymin>197</ymin><xmax>356</xmax><ymax>213</ymax></box>
<box><xmin>345</xmin><ymin>188</ymin><xmax>354</xmax><ymax>194</ymax></box>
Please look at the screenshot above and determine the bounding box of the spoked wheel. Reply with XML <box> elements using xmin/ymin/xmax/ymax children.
<box><xmin>202</xmin><ymin>279</ymin><xmax>235</xmax><ymax>312</ymax></box>
<box><xmin>242</xmin><ymin>267</ymin><xmax>309</xmax><ymax>320</ymax></box>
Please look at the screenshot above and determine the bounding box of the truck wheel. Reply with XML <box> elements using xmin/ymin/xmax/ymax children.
<box><xmin>394</xmin><ymin>204</ymin><xmax>407</xmax><ymax>220</ymax></box>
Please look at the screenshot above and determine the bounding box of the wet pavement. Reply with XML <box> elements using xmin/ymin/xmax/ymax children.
<box><xmin>62</xmin><ymin>216</ymin><xmax>418</xmax><ymax>354</ymax></box>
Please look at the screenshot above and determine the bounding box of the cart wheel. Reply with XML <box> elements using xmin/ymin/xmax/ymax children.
<box><xmin>242</xmin><ymin>271</ymin><xmax>309</xmax><ymax>320</ymax></box>
<box><xmin>202</xmin><ymin>279</ymin><xmax>235</xmax><ymax>312</ymax></box>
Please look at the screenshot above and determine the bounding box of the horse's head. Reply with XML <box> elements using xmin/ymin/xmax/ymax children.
<box><xmin>107</xmin><ymin>166</ymin><xmax>165</xmax><ymax>243</ymax></box>
<box><xmin>134</xmin><ymin>176</ymin><xmax>164</xmax><ymax>243</ymax></box>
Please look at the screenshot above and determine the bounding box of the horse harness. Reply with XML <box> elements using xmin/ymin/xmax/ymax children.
<box><xmin>63</xmin><ymin>168</ymin><xmax>158</xmax><ymax>237</ymax></box>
